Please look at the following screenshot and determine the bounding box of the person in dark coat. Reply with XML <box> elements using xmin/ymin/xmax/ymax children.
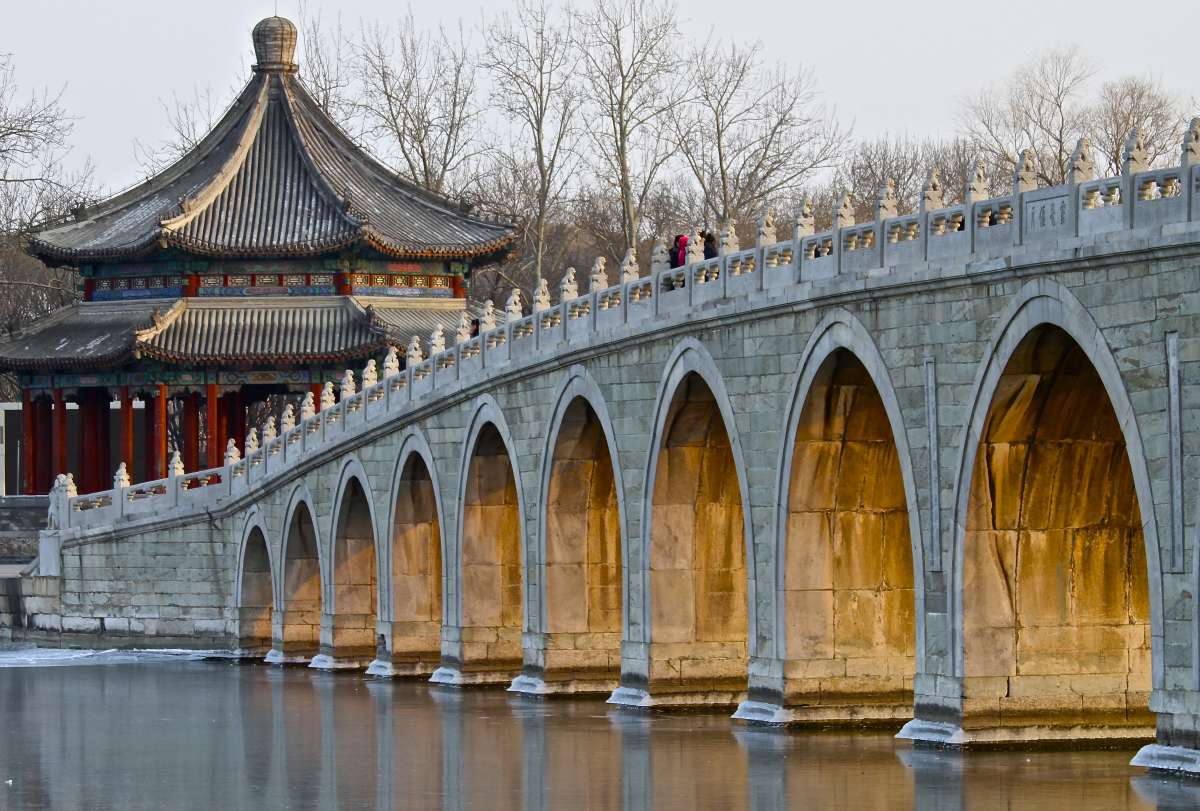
<box><xmin>669</xmin><ymin>234</ymin><xmax>685</xmax><ymax>268</ymax></box>
<box><xmin>702</xmin><ymin>230</ymin><xmax>718</xmax><ymax>259</ymax></box>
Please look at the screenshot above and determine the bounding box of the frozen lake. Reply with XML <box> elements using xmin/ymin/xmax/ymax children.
<box><xmin>0</xmin><ymin>653</ymin><xmax>1195</xmax><ymax>809</ymax></box>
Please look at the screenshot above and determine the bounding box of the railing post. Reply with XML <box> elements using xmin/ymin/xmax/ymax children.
<box><xmin>919</xmin><ymin>171</ymin><xmax>941</xmax><ymax>262</ymax></box>
<box><xmin>1122</xmin><ymin>128</ymin><xmax>1147</xmax><ymax>231</ymax></box>
<box><xmin>832</xmin><ymin>193</ymin><xmax>852</xmax><ymax>275</ymax></box>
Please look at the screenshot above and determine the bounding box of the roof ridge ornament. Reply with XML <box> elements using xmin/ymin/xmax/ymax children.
<box><xmin>252</xmin><ymin>16</ymin><xmax>298</xmax><ymax>73</ymax></box>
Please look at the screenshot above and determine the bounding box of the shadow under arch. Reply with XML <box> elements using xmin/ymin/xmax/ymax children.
<box><xmin>323</xmin><ymin>454</ymin><xmax>381</xmax><ymax>665</ymax></box>
<box><xmin>520</xmin><ymin>366</ymin><xmax>626</xmax><ymax>693</ymax></box>
<box><xmin>274</xmin><ymin>481</ymin><xmax>324</xmax><ymax>661</ymax></box>
<box><xmin>623</xmin><ymin>337</ymin><xmax>755</xmax><ymax>706</ymax></box>
<box><xmin>373</xmin><ymin>426</ymin><xmax>447</xmax><ymax>676</ymax></box>
<box><xmin>438</xmin><ymin>394</ymin><xmax>527</xmax><ymax>683</ymax></box>
<box><xmin>235</xmin><ymin>506</ymin><xmax>275</xmax><ymax>655</ymax></box>
<box><xmin>765</xmin><ymin>309</ymin><xmax>923</xmax><ymax>723</ymax></box>
<box><xmin>947</xmin><ymin>278</ymin><xmax>1160</xmax><ymax>743</ymax></box>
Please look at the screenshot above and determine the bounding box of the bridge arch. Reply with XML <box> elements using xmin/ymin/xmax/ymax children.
<box><xmin>639</xmin><ymin>337</ymin><xmax>755</xmax><ymax>701</ymax></box>
<box><xmin>278</xmin><ymin>481</ymin><xmax>324</xmax><ymax>659</ymax></box>
<box><xmin>453</xmin><ymin>394</ymin><xmax>527</xmax><ymax>677</ymax></box>
<box><xmin>950</xmin><ymin>277</ymin><xmax>1161</xmax><ymax>737</ymax></box>
<box><xmin>532</xmin><ymin>366</ymin><xmax>626</xmax><ymax>685</ymax></box>
<box><xmin>773</xmin><ymin>309</ymin><xmax>924</xmax><ymax>717</ymax></box>
<box><xmin>326</xmin><ymin>454</ymin><xmax>382</xmax><ymax>662</ymax></box>
<box><xmin>381</xmin><ymin>426</ymin><xmax>447</xmax><ymax>674</ymax></box>
<box><xmin>235</xmin><ymin>505</ymin><xmax>275</xmax><ymax>654</ymax></box>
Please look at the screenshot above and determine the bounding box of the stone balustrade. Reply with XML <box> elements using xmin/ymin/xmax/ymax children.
<box><xmin>42</xmin><ymin>133</ymin><xmax>1200</xmax><ymax>541</ymax></box>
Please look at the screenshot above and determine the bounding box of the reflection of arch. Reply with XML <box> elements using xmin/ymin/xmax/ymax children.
<box><xmin>327</xmin><ymin>454</ymin><xmax>381</xmax><ymax>661</ymax></box>
<box><xmin>381</xmin><ymin>427</ymin><xmax>446</xmax><ymax>672</ymax></box>
<box><xmin>773</xmin><ymin>309</ymin><xmax>925</xmax><ymax>674</ymax></box>
<box><xmin>453</xmin><ymin>395</ymin><xmax>526</xmax><ymax>671</ymax></box>
<box><xmin>948</xmin><ymin>278</ymin><xmax>1162</xmax><ymax>684</ymax></box>
<box><xmin>532</xmin><ymin>367</ymin><xmax>625</xmax><ymax>682</ymax></box>
<box><xmin>639</xmin><ymin>338</ymin><xmax>755</xmax><ymax>648</ymax></box>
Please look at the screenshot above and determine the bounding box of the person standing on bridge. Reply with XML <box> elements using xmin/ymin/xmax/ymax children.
<box><xmin>671</xmin><ymin>234</ymin><xmax>689</xmax><ymax>268</ymax></box>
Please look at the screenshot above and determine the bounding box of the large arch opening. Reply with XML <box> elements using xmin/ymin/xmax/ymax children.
<box><xmin>459</xmin><ymin>422</ymin><xmax>522</xmax><ymax>675</ymax></box>
<box><xmin>542</xmin><ymin>397</ymin><xmax>622</xmax><ymax>687</ymax></box>
<box><xmin>330</xmin><ymin>475</ymin><xmax>378</xmax><ymax>662</ymax></box>
<box><xmin>649</xmin><ymin>371</ymin><xmax>747</xmax><ymax>701</ymax></box>
<box><xmin>238</xmin><ymin>524</ymin><xmax>274</xmax><ymax>654</ymax></box>
<box><xmin>389</xmin><ymin>452</ymin><xmax>443</xmax><ymax>674</ymax></box>
<box><xmin>962</xmin><ymin>324</ymin><xmax>1151</xmax><ymax>736</ymax></box>
<box><xmin>782</xmin><ymin>349</ymin><xmax>914</xmax><ymax>718</ymax></box>
<box><xmin>280</xmin><ymin>500</ymin><xmax>322</xmax><ymax>658</ymax></box>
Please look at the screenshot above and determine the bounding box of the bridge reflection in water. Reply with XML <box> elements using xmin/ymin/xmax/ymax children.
<box><xmin>0</xmin><ymin>660</ymin><xmax>1188</xmax><ymax>810</ymax></box>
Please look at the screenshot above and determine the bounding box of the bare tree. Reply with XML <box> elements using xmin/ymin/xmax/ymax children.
<box><xmin>354</xmin><ymin>12</ymin><xmax>481</xmax><ymax>195</ymax></box>
<box><xmin>481</xmin><ymin>0</ymin><xmax>579</xmax><ymax>287</ymax></box>
<box><xmin>960</xmin><ymin>47</ymin><xmax>1093</xmax><ymax>186</ymax></box>
<box><xmin>671</xmin><ymin>38</ymin><xmax>843</xmax><ymax>226</ymax></box>
<box><xmin>838</xmin><ymin>136</ymin><xmax>939</xmax><ymax>219</ymax></box>
<box><xmin>297</xmin><ymin>3</ymin><xmax>356</xmax><ymax>130</ymax></box>
<box><xmin>0</xmin><ymin>54</ymin><xmax>94</xmax><ymax>395</ymax></box>
<box><xmin>0</xmin><ymin>55</ymin><xmax>93</xmax><ymax>231</ymax></box>
<box><xmin>1087</xmin><ymin>76</ymin><xmax>1183</xmax><ymax>176</ymax></box>
<box><xmin>574</xmin><ymin>0</ymin><xmax>678</xmax><ymax>254</ymax></box>
<box><xmin>132</xmin><ymin>84</ymin><xmax>234</xmax><ymax>175</ymax></box>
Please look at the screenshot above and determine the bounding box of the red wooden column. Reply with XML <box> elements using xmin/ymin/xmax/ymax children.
<box><xmin>310</xmin><ymin>382</ymin><xmax>323</xmax><ymax>412</ymax></box>
<box><xmin>119</xmin><ymin>387</ymin><xmax>134</xmax><ymax>473</ymax></box>
<box><xmin>205</xmin><ymin>383</ymin><xmax>220</xmax><ymax>469</ymax></box>
<box><xmin>216</xmin><ymin>393</ymin><xmax>231</xmax><ymax>459</ymax></box>
<box><xmin>98</xmin><ymin>390</ymin><xmax>112</xmax><ymax>486</ymax></box>
<box><xmin>33</xmin><ymin>396</ymin><xmax>52</xmax><ymax>494</ymax></box>
<box><xmin>79</xmin><ymin>389</ymin><xmax>101</xmax><ymax>492</ymax></box>
<box><xmin>141</xmin><ymin>391</ymin><xmax>156</xmax><ymax>483</ymax></box>
<box><xmin>141</xmin><ymin>386</ymin><xmax>168</xmax><ymax>481</ymax></box>
<box><xmin>51</xmin><ymin>388</ymin><xmax>68</xmax><ymax>480</ymax></box>
<box><xmin>232</xmin><ymin>390</ymin><xmax>246</xmax><ymax>447</ymax></box>
<box><xmin>21</xmin><ymin>389</ymin><xmax>34</xmax><ymax>495</ymax></box>
<box><xmin>151</xmin><ymin>384</ymin><xmax>168</xmax><ymax>480</ymax></box>
<box><xmin>183</xmin><ymin>393</ymin><xmax>200</xmax><ymax>472</ymax></box>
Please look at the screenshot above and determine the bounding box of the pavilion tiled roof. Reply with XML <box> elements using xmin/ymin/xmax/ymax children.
<box><xmin>0</xmin><ymin>296</ymin><xmax>468</xmax><ymax>371</ymax></box>
<box><xmin>27</xmin><ymin>18</ymin><xmax>515</xmax><ymax>267</ymax></box>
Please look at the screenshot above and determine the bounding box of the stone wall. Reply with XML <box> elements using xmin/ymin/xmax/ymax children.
<box><xmin>458</xmin><ymin>424</ymin><xmax>523</xmax><ymax>678</ymax></box>
<box><xmin>961</xmin><ymin>325</ymin><xmax>1150</xmax><ymax>738</ymax></box>
<box><xmin>15</xmin><ymin>183</ymin><xmax>1200</xmax><ymax>753</ymax></box>
<box><xmin>542</xmin><ymin>398</ymin><xmax>622</xmax><ymax>686</ymax></box>
<box><xmin>782</xmin><ymin>350</ymin><xmax>915</xmax><ymax>719</ymax></box>
<box><xmin>648</xmin><ymin>372</ymin><xmax>748</xmax><ymax>703</ymax></box>
<box><xmin>0</xmin><ymin>496</ymin><xmax>48</xmax><ymax>561</ymax></box>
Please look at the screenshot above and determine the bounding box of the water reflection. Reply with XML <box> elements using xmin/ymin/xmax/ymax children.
<box><xmin>0</xmin><ymin>660</ymin><xmax>1191</xmax><ymax>809</ymax></box>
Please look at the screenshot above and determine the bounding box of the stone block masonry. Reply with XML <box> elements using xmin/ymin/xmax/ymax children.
<box><xmin>13</xmin><ymin>128</ymin><xmax>1200</xmax><ymax>770</ymax></box>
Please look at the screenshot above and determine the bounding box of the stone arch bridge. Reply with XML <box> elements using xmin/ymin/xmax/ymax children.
<box><xmin>13</xmin><ymin>144</ymin><xmax>1200</xmax><ymax>769</ymax></box>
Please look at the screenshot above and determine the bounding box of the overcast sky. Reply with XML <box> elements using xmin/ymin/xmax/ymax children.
<box><xmin>6</xmin><ymin>0</ymin><xmax>1198</xmax><ymax>191</ymax></box>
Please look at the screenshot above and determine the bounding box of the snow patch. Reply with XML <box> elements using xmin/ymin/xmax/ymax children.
<box><xmin>0</xmin><ymin>647</ymin><xmax>235</xmax><ymax>667</ymax></box>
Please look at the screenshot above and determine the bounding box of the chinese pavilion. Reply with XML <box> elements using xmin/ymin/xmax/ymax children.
<box><xmin>0</xmin><ymin>16</ymin><xmax>514</xmax><ymax>495</ymax></box>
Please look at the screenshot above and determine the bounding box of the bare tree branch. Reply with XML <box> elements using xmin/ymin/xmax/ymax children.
<box><xmin>671</xmin><ymin>38</ymin><xmax>845</xmax><ymax>226</ymax></box>
<box><xmin>480</xmin><ymin>0</ymin><xmax>580</xmax><ymax>287</ymax></box>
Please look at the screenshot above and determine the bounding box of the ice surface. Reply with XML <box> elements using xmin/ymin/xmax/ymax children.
<box><xmin>0</xmin><ymin>647</ymin><xmax>235</xmax><ymax>667</ymax></box>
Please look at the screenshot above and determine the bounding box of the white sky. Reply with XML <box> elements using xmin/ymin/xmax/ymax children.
<box><xmin>5</xmin><ymin>0</ymin><xmax>1198</xmax><ymax>191</ymax></box>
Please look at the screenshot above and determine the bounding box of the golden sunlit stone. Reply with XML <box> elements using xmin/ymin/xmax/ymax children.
<box><xmin>962</xmin><ymin>325</ymin><xmax>1151</xmax><ymax>740</ymax></box>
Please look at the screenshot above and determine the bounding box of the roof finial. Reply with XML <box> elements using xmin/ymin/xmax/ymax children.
<box><xmin>252</xmin><ymin>15</ymin><xmax>298</xmax><ymax>73</ymax></box>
